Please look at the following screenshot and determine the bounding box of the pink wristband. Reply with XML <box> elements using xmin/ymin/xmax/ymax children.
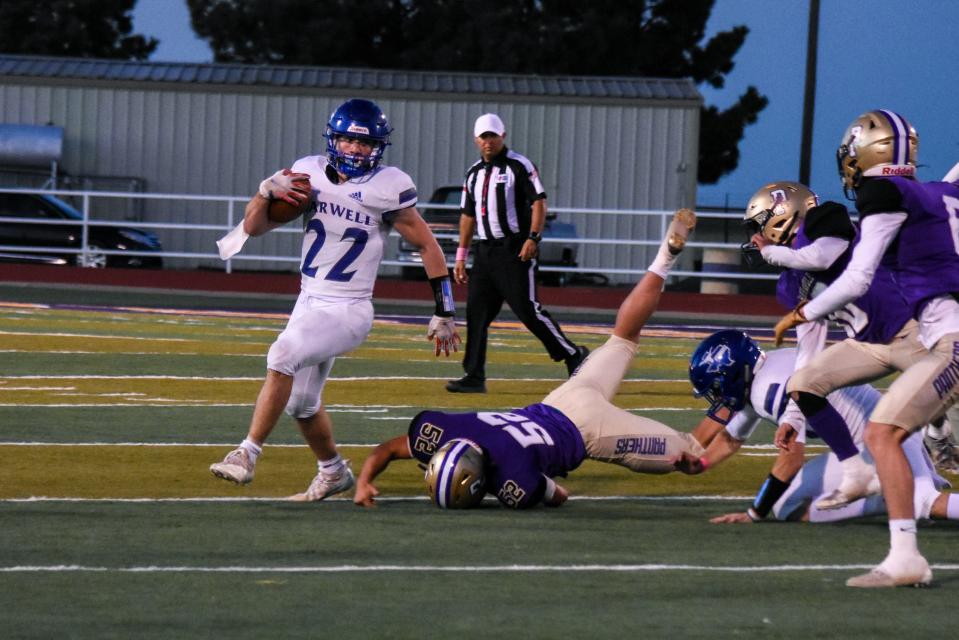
<box><xmin>698</xmin><ymin>456</ymin><xmax>711</xmax><ymax>472</ymax></box>
<box><xmin>455</xmin><ymin>247</ymin><xmax>469</xmax><ymax>262</ymax></box>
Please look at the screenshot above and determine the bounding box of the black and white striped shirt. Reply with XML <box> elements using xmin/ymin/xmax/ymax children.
<box><xmin>461</xmin><ymin>147</ymin><xmax>546</xmax><ymax>240</ymax></box>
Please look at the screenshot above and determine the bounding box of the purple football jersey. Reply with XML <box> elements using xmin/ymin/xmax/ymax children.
<box><xmin>407</xmin><ymin>403</ymin><xmax>586</xmax><ymax>509</ymax></box>
<box><xmin>776</xmin><ymin>221</ymin><xmax>910</xmax><ymax>344</ymax></box>
<box><xmin>876</xmin><ymin>177</ymin><xmax>959</xmax><ymax>318</ymax></box>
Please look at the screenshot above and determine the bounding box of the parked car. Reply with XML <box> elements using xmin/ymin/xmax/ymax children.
<box><xmin>0</xmin><ymin>192</ymin><xmax>163</xmax><ymax>268</ymax></box>
<box><xmin>397</xmin><ymin>186</ymin><xmax>578</xmax><ymax>285</ymax></box>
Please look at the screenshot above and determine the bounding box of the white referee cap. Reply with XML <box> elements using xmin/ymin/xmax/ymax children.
<box><xmin>474</xmin><ymin>113</ymin><xmax>506</xmax><ymax>137</ymax></box>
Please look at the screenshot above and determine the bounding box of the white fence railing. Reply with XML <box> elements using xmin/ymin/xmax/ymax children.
<box><xmin>0</xmin><ymin>187</ymin><xmax>770</xmax><ymax>284</ymax></box>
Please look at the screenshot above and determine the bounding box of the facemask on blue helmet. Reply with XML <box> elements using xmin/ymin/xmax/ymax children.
<box><xmin>324</xmin><ymin>98</ymin><xmax>392</xmax><ymax>179</ymax></box>
<box><xmin>689</xmin><ymin>330</ymin><xmax>764</xmax><ymax>424</ymax></box>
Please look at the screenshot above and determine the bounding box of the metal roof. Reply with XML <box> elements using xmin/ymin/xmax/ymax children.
<box><xmin>0</xmin><ymin>54</ymin><xmax>701</xmax><ymax>102</ymax></box>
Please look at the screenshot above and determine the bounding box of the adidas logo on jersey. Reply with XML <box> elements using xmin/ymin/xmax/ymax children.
<box><xmin>348</xmin><ymin>191</ymin><xmax>363</xmax><ymax>202</ymax></box>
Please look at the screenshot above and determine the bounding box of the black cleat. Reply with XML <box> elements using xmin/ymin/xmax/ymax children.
<box><xmin>565</xmin><ymin>345</ymin><xmax>590</xmax><ymax>377</ymax></box>
<box><xmin>446</xmin><ymin>376</ymin><xmax>487</xmax><ymax>393</ymax></box>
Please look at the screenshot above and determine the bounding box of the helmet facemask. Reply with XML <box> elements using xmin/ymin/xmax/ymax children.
<box><xmin>324</xmin><ymin>99</ymin><xmax>392</xmax><ymax>179</ymax></box>
<box><xmin>689</xmin><ymin>330</ymin><xmax>765</xmax><ymax>424</ymax></box>
<box><xmin>740</xmin><ymin>181</ymin><xmax>819</xmax><ymax>266</ymax></box>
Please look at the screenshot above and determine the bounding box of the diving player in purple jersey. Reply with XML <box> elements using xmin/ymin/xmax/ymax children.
<box><xmin>773</xmin><ymin>109</ymin><xmax>959</xmax><ymax>588</ymax></box>
<box><xmin>354</xmin><ymin>210</ymin><xmax>711</xmax><ymax>509</ymax></box>
<box><xmin>743</xmin><ymin>181</ymin><xmax>926</xmax><ymax>513</ymax></box>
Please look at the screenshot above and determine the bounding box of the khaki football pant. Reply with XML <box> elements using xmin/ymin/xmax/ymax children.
<box><xmin>871</xmin><ymin>331</ymin><xmax>959</xmax><ymax>430</ymax></box>
<box><xmin>543</xmin><ymin>335</ymin><xmax>703</xmax><ymax>474</ymax></box>
<box><xmin>787</xmin><ymin>320</ymin><xmax>925</xmax><ymax>397</ymax></box>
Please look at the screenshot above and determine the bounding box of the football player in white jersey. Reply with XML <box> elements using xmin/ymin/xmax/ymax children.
<box><xmin>210</xmin><ymin>98</ymin><xmax>460</xmax><ymax>500</ymax></box>
<box><xmin>685</xmin><ymin>331</ymin><xmax>956</xmax><ymax>525</ymax></box>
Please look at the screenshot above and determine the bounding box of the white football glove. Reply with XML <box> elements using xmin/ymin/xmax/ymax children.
<box><xmin>427</xmin><ymin>315</ymin><xmax>461</xmax><ymax>357</ymax></box>
<box><xmin>258</xmin><ymin>169</ymin><xmax>310</xmax><ymax>205</ymax></box>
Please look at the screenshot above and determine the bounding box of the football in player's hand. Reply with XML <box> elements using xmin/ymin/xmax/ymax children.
<box><xmin>267</xmin><ymin>179</ymin><xmax>311</xmax><ymax>223</ymax></box>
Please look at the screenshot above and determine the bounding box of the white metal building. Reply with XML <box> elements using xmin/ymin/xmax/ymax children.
<box><xmin>0</xmin><ymin>54</ymin><xmax>702</xmax><ymax>276</ymax></box>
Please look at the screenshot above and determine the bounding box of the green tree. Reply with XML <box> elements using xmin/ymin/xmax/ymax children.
<box><xmin>0</xmin><ymin>0</ymin><xmax>156</xmax><ymax>60</ymax></box>
<box><xmin>188</xmin><ymin>0</ymin><xmax>765</xmax><ymax>184</ymax></box>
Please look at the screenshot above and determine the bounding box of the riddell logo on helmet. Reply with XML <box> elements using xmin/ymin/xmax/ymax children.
<box><xmin>347</xmin><ymin>124</ymin><xmax>370</xmax><ymax>135</ymax></box>
<box><xmin>881</xmin><ymin>166</ymin><xmax>915</xmax><ymax>176</ymax></box>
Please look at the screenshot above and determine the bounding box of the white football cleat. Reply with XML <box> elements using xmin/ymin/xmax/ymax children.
<box><xmin>847</xmin><ymin>554</ymin><xmax>932</xmax><ymax>588</ymax></box>
<box><xmin>210</xmin><ymin>447</ymin><xmax>255</xmax><ymax>485</ymax></box>
<box><xmin>288</xmin><ymin>464</ymin><xmax>355</xmax><ymax>502</ymax></box>
<box><xmin>815</xmin><ymin>469</ymin><xmax>881</xmax><ymax>510</ymax></box>
<box><xmin>667</xmin><ymin>208</ymin><xmax>696</xmax><ymax>255</ymax></box>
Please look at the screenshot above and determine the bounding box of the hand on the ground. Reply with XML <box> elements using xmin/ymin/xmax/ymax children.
<box><xmin>427</xmin><ymin>315</ymin><xmax>461</xmax><ymax>357</ymax></box>
<box><xmin>353</xmin><ymin>480</ymin><xmax>379</xmax><ymax>507</ymax></box>
<box><xmin>775</xmin><ymin>423</ymin><xmax>798</xmax><ymax>451</ymax></box>
<box><xmin>544</xmin><ymin>482</ymin><xmax>569</xmax><ymax>507</ymax></box>
<box><xmin>709</xmin><ymin>512</ymin><xmax>754</xmax><ymax>524</ymax></box>
<box><xmin>258</xmin><ymin>168</ymin><xmax>310</xmax><ymax>205</ymax></box>
<box><xmin>518</xmin><ymin>239</ymin><xmax>538</xmax><ymax>262</ymax></box>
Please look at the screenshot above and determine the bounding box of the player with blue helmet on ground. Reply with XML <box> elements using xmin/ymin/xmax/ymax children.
<box><xmin>686</xmin><ymin>330</ymin><xmax>957</xmax><ymax>528</ymax></box>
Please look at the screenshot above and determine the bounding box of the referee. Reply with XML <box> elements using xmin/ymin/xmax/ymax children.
<box><xmin>447</xmin><ymin>113</ymin><xmax>588</xmax><ymax>393</ymax></box>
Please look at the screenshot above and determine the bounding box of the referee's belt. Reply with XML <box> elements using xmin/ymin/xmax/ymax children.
<box><xmin>477</xmin><ymin>237</ymin><xmax>514</xmax><ymax>246</ymax></box>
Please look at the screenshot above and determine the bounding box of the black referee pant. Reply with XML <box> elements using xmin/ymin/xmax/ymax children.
<box><xmin>462</xmin><ymin>238</ymin><xmax>578</xmax><ymax>381</ymax></box>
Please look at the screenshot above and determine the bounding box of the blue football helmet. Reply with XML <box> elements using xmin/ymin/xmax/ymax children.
<box><xmin>324</xmin><ymin>98</ymin><xmax>392</xmax><ymax>179</ymax></box>
<box><xmin>425</xmin><ymin>438</ymin><xmax>487</xmax><ymax>509</ymax></box>
<box><xmin>689</xmin><ymin>330</ymin><xmax>764</xmax><ymax>423</ymax></box>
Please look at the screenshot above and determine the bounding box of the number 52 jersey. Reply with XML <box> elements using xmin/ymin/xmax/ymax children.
<box><xmin>291</xmin><ymin>156</ymin><xmax>418</xmax><ymax>299</ymax></box>
<box><xmin>407</xmin><ymin>404</ymin><xmax>587</xmax><ymax>508</ymax></box>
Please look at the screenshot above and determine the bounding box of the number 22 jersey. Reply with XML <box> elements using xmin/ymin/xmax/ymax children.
<box><xmin>291</xmin><ymin>156</ymin><xmax>418</xmax><ymax>299</ymax></box>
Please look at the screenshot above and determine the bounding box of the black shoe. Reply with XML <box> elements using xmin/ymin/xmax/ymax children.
<box><xmin>565</xmin><ymin>345</ymin><xmax>590</xmax><ymax>377</ymax></box>
<box><xmin>446</xmin><ymin>376</ymin><xmax>487</xmax><ymax>393</ymax></box>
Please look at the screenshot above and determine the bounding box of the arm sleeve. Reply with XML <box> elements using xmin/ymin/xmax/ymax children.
<box><xmin>802</xmin><ymin>212</ymin><xmax>907</xmax><ymax>321</ymax></box>
<box><xmin>725</xmin><ymin>406</ymin><xmax>762</xmax><ymax>441</ymax></box>
<box><xmin>761</xmin><ymin>236</ymin><xmax>849</xmax><ymax>271</ymax></box>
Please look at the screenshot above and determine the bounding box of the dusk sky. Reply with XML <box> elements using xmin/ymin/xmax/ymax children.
<box><xmin>133</xmin><ymin>0</ymin><xmax>959</xmax><ymax>208</ymax></box>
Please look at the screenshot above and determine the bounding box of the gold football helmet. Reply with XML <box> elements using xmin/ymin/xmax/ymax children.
<box><xmin>744</xmin><ymin>181</ymin><xmax>819</xmax><ymax>246</ymax></box>
<box><xmin>837</xmin><ymin>109</ymin><xmax>918</xmax><ymax>197</ymax></box>
<box><xmin>425</xmin><ymin>438</ymin><xmax>486</xmax><ymax>509</ymax></box>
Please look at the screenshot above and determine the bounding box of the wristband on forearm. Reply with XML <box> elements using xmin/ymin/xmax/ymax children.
<box><xmin>455</xmin><ymin>247</ymin><xmax>469</xmax><ymax>262</ymax></box>
<box><xmin>429</xmin><ymin>276</ymin><xmax>455</xmax><ymax>317</ymax></box>
<box><xmin>750</xmin><ymin>473</ymin><xmax>792</xmax><ymax>519</ymax></box>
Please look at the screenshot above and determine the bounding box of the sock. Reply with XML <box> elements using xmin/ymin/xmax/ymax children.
<box><xmin>798</xmin><ymin>393</ymin><xmax>860</xmax><ymax>460</ymax></box>
<box><xmin>888</xmin><ymin>519</ymin><xmax>918</xmax><ymax>556</ymax></box>
<box><xmin>947</xmin><ymin>493</ymin><xmax>959</xmax><ymax>520</ymax></box>
<box><xmin>647</xmin><ymin>248</ymin><xmax>676</xmax><ymax>280</ymax></box>
<box><xmin>239</xmin><ymin>438</ymin><xmax>262</xmax><ymax>463</ymax></box>
<box><xmin>319</xmin><ymin>454</ymin><xmax>345</xmax><ymax>476</ymax></box>
<box><xmin>840</xmin><ymin>453</ymin><xmax>872</xmax><ymax>479</ymax></box>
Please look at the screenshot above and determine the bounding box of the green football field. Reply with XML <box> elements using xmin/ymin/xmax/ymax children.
<box><xmin>0</xmin><ymin>296</ymin><xmax>955</xmax><ymax>638</ymax></box>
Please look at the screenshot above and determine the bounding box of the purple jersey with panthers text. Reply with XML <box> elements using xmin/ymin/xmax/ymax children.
<box><xmin>862</xmin><ymin>177</ymin><xmax>959</xmax><ymax>318</ymax></box>
<box><xmin>407</xmin><ymin>403</ymin><xmax>586</xmax><ymax>509</ymax></box>
<box><xmin>777</xmin><ymin>220</ymin><xmax>910</xmax><ymax>344</ymax></box>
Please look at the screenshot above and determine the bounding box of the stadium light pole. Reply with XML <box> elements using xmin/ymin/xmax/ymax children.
<box><xmin>799</xmin><ymin>0</ymin><xmax>820</xmax><ymax>186</ymax></box>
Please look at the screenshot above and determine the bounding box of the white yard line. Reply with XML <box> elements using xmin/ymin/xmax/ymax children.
<box><xmin>2</xmin><ymin>563</ymin><xmax>958</xmax><ymax>573</ymax></box>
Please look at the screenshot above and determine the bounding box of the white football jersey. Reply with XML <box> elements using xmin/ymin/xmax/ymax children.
<box><xmin>725</xmin><ymin>348</ymin><xmax>878</xmax><ymax>445</ymax></box>
<box><xmin>290</xmin><ymin>155</ymin><xmax>417</xmax><ymax>299</ymax></box>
